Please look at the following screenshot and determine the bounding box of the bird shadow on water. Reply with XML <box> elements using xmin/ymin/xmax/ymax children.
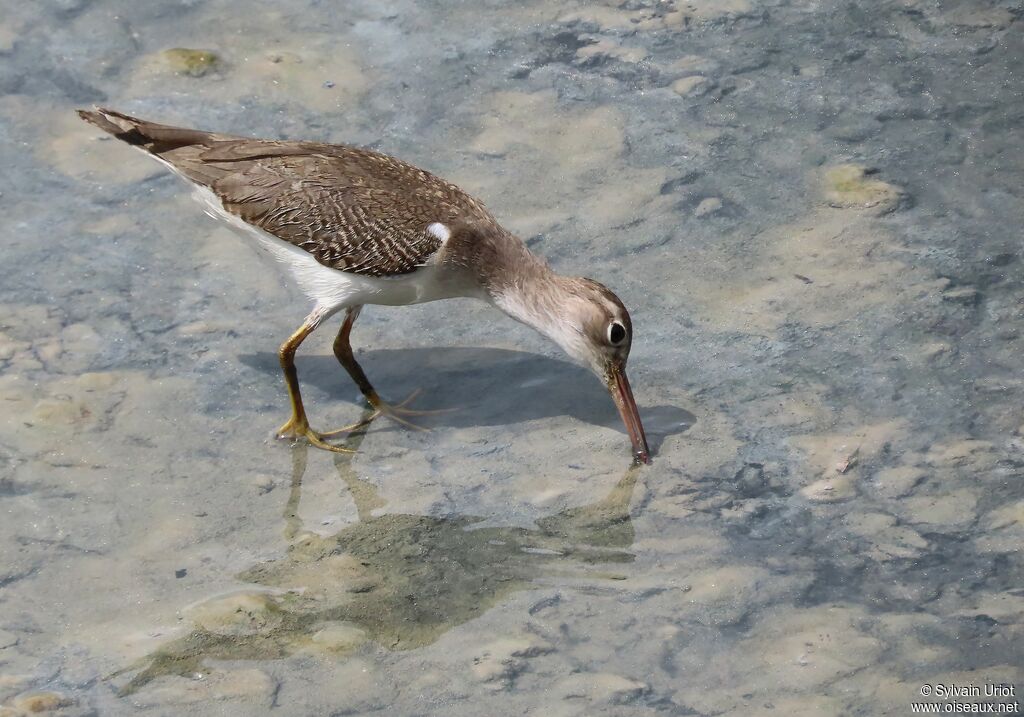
<box><xmin>112</xmin><ymin>434</ymin><xmax>643</xmax><ymax>696</ymax></box>
<box><xmin>239</xmin><ymin>346</ymin><xmax>695</xmax><ymax>454</ymax></box>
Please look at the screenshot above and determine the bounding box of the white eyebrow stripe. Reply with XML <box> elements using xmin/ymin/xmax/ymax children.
<box><xmin>426</xmin><ymin>222</ymin><xmax>451</xmax><ymax>242</ymax></box>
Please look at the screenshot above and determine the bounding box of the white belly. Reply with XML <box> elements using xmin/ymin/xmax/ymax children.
<box><xmin>191</xmin><ymin>186</ymin><xmax>469</xmax><ymax>313</ymax></box>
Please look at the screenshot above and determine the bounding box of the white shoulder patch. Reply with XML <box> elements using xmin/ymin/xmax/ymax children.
<box><xmin>426</xmin><ymin>222</ymin><xmax>451</xmax><ymax>242</ymax></box>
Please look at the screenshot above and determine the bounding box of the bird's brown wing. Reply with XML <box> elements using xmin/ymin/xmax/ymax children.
<box><xmin>78</xmin><ymin>108</ymin><xmax>494</xmax><ymax>277</ymax></box>
<box><xmin>212</xmin><ymin>157</ymin><xmax>463</xmax><ymax>276</ymax></box>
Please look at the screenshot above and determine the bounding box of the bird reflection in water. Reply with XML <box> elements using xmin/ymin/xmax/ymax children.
<box><xmin>116</xmin><ymin>431</ymin><xmax>640</xmax><ymax>695</ymax></box>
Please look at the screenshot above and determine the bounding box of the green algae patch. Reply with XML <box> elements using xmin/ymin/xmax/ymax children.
<box><xmin>162</xmin><ymin>48</ymin><xmax>220</xmax><ymax>77</ymax></box>
<box><xmin>822</xmin><ymin>164</ymin><xmax>906</xmax><ymax>214</ymax></box>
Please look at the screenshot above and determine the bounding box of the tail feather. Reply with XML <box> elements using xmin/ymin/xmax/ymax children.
<box><xmin>76</xmin><ymin>107</ymin><xmax>220</xmax><ymax>154</ymax></box>
<box><xmin>76</xmin><ymin>107</ymin><xmax>246</xmax><ymax>186</ymax></box>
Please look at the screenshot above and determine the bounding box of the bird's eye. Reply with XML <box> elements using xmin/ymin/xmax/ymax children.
<box><xmin>608</xmin><ymin>322</ymin><xmax>627</xmax><ymax>346</ymax></box>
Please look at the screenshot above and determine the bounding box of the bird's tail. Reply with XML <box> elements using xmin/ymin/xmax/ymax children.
<box><xmin>76</xmin><ymin>107</ymin><xmax>254</xmax><ymax>186</ymax></box>
<box><xmin>76</xmin><ymin>107</ymin><xmax>220</xmax><ymax>156</ymax></box>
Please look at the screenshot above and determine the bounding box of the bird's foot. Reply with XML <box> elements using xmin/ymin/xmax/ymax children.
<box><xmin>321</xmin><ymin>389</ymin><xmax>455</xmax><ymax>436</ymax></box>
<box><xmin>276</xmin><ymin>416</ymin><xmax>355</xmax><ymax>453</ymax></box>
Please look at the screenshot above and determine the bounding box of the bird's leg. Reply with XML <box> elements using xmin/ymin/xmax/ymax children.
<box><xmin>321</xmin><ymin>306</ymin><xmax>450</xmax><ymax>436</ymax></box>
<box><xmin>275</xmin><ymin>307</ymin><xmax>354</xmax><ymax>453</ymax></box>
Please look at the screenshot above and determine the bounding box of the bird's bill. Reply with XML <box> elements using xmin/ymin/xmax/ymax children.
<box><xmin>608</xmin><ymin>364</ymin><xmax>651</xmax><ymax>464</ymax></box>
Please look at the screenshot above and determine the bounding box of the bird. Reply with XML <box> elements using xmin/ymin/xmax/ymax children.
<box><xmin>77</xmin><ymin>108</ymin><xmax>651</xmax><ymax>464</ymax></box>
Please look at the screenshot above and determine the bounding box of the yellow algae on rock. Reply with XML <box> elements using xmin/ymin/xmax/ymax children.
<box><xmin>129</xmin><ymin>34</ymin><xmax>368</xmax><ymax>114</ymax></box>
<box><xmin>162</xmin><ymin>48</ymin><xmax>220</xmax><ymax>77</ymax></box>
<box><xmin>10</xmin><ymin>692</ymin><xmax>71</xmax><ymax>713</ymax></box>
<box><xmin>822</xmin><ymin>164</ymin><xmax>906</xmax><ymax>214</ymax></box>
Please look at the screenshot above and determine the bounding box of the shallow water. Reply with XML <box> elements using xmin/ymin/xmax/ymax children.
<box><xmin>1</xmin><ymin>0</ymin><xmax>1022</xmax><ymax>714</ymax></box>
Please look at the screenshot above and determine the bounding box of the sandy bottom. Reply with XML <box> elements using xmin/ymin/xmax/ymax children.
<box><xmin>0</xmin><ymin>0</ymin><xmax>1021</xmax><ymax>714</ymax></box>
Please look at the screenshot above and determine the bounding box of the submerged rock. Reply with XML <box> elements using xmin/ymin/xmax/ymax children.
<box><xmin>672</xmin><ymin>75</ymin><xmax>714</xmax><ymax>97</ymax></box>
<box><xmin>822</xmin><ymin>164</ymin><xmax>906</xmax><ymax>214</ymax></box>
<box><xmin>309</xmin><ymin>622</ymin><xmax>368</xmax><ymax>653</ymax></box>
<box><xmin>575</xmin><ymin>39</ymin><xmax>649</xmax><ymax>65</ymax></box>
<box><xmin>800</xmin><ymin>475</ymin><xmax>856</xmax><ymax>502</ymax></box>
<box><xmin>470</xmin><ymin>635</ymin><xmax>553</xmax><ymax>687</ymax></box>
<box><xmin>9</xmin><ymin>692</ymin><xmax>71</xmax><ymax>713</ymax></box>
<box><xmin>0</xmin><ymin>332</ymin><xmax>30</xmax><ymax>362</ymax></box>
<box><xmin>900</xmin><ymin>489</ymin><xmax>979</xmax><ymax>530</ymax></box>
<box><xmin>941</xmin><ymin>286</ymin><xmax>980</xmax><ymax>305</ymax></box>
<box><xmin>871</xmin><ymin>466</ymin><xmax>926</xmax><ymax>499</ymax></box>
<box><xmin>694</xmin><ymin>197</ymin><xmax>723</xmax><ymax>217</ymax></box>
<box><xmin>554</xmin><ymin>672</ymin><xmax>649</xmax><ymax>704</ymax></box>
<box><xmin>162</xmin><ymin>48</ymin><xmax>220</xmax><ymax>77</ymax></box>
<box><xmin>128</xmin><ymin>668</ymin><xmax>277</xmax><ymax>708</ymax></box>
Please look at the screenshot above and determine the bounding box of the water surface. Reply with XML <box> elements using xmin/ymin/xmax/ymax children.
<box><xmin>0</xmin><ymin>0</ymin><xmax>1021</xmax><ymax>714</ymax></box>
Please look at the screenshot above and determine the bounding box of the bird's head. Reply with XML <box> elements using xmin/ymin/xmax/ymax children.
<box><xmin>492</xmin><ymin>268</ymin><xmax>651</xmax><ymax>464</ymax></box>
<box><xmin>543</xmin><ymin>278</ymin><xmax>651</xmax><ymax>464</ymax></box>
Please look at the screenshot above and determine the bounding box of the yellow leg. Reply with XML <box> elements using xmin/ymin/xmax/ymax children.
<box><xmin>320</xmin><ymin>306</ymin><xmax>453</xmax><ymax>437</ymax></box>
<box><xmin>275</xmin><ymin>306</ymin><xmax>354</xmax><ymax>454</ymax></box>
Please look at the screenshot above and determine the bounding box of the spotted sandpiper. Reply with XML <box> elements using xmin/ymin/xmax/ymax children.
<box><xmin>77</xmin><ymin>108</ymin><xmax>651</xmax><ymax>464</ymax></box>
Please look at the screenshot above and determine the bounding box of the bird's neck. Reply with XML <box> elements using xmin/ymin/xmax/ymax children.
<box><xmin>444</xmin><ymin>225</ymin><xmax>581</xmax><ymax>351</ymax></box>
<box><xmin>484</xmin><ymin>242</ymin><xmax>583</xmax><ymax>358</ymax></box>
